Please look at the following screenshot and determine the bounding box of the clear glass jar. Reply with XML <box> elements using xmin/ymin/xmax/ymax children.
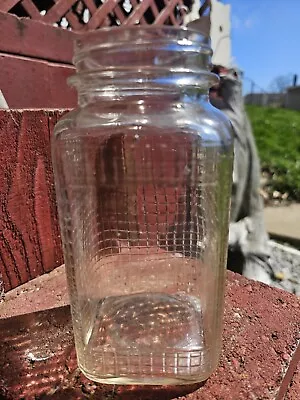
<box><xmin>52</xmin><ymin>26</ymin><xmax>233</xmax><ymax>385</ymax></box>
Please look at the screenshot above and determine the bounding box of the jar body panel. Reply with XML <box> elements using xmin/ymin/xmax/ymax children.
<box><xmin>53</xmin><ymin>106</ymin><xmax>233</xmax><ymax>384</ymax></box>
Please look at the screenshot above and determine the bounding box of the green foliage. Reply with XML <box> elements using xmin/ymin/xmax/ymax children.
<box><xmin>246</xmin><ymin>105</ymin><xmax>300</xmax><ymax>200</ymax></box>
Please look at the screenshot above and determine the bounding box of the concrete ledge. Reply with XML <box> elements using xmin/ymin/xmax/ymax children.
<box><xmin>264</xmin><ymin>204</ymin><xmax>300</xmax><ymax>243</ymax></box>
<box><xmin>0</xmin><ymin>265</ymin><xmax>68</xmax><ymax>319</ymax></box>
<box><xmin>0</xmin><ymin>271</ymin><xmax>299</xmax><ymax>399</ymax></box>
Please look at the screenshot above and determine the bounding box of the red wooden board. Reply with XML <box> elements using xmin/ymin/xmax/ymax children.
<box><xmin>0</xmin><ymin>110</ymin><xmax>65</xmax><ymax>291</ymax></box>
<box><xmin>0</xmin><ymin>11</ymin><xmax>75</xmax><ymax>63</ymax></box>
<box><xmin>0</xmin><ymin>53</ymin><xmax>76</xmax><ymax>109</ymax></box>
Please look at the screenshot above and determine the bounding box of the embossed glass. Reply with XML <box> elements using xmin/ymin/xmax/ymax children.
<box><xmin>52</xmin><ymin>26</ymin><xmax>233</xmax><ymax>385</ymax></box>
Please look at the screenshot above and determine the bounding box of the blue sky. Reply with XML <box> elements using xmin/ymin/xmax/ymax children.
<box><xmin>222</xmin><ymin>0</ymin><xmax>300</xmax><ymax>92</ymax></box>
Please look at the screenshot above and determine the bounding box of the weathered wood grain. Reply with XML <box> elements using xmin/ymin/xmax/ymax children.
<box><xmin>0</xmin><ymin>110</ymin><xmax>66</xmax><ymax>291</ymax></box>
<box><xmin>0</xmin><ymin>11</ymin><xmax>75</xmax><ymax>63</ymax></box>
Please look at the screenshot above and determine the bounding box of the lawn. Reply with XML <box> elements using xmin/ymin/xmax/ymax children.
<box><xmin>246</xmin><ymin>105</ymin><xmax>300</xmax><ymax>201</ymax></box>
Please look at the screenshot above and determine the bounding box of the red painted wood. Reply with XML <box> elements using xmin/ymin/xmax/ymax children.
<box><xmin>86</xmin><ymin>0</ymin><xmax>121</xmax><ymax>30</ymax></box>
<box><xmin>123</xmin><ymin>0</ymin><xmax>154</xmax><ymax>25</ymax></box>
<box><xmin>0</xmin><ymin>53</ymin><xmax>76</xmax><ymax>109</ymax></box>
<box><xmin>0</xmin><ymin>0</ymin><xmax>187</xmax><ymax>33</ymax></box>
<box><xmin>0</xmin><ymin>11</ymin><xmax>75</xmax><ymax>64</ymax></box>
<box><xmin>0</xmin><ymin>0</ymin><xmax>19</xmax><ymax>11</ymax></box>
<box><xmin>0</xmin><ymin>110</ymin><xmax>66</xmax><ymax>291</ymax></box>
<box><xmin>64</xmin><ymin>8</ymin><xmax>83</xmax><ymax>31</ymax></box>
<box><xmin>43</xmin><ymin>0</ymin><xmax>79</xmax><ymax>25</ymax></box>
<box><xmin>83</xmin><ymin>0</ymin><xmax>97</xmax><ymax>14</ymax></box>
<box><xmin>112</xmin><ymin>4</ymin><xmax>127</xmax><ymax>24</ymax></box>
<box><xmin>130</xmin><ymin>0</ymin><xmax>147</xmax><ymax>25</ymax></box>
<box><xmin>155</xmin><ymin>0</ymin><xmax>184</xmax><ymax>25</ymax></box>
<box><xmin>21</xmin><ymin>0</ymin><xmax>42</xmax><ymax>20</ymax></box>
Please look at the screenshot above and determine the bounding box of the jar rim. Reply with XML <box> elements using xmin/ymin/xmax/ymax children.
<box><xmin>74</xmin><ymin>25</ymin><xmax>210</xmax><ymax>66</ymax></box>
<box><xmin>70</xmin><ymin>26</ymin><xmax>217</xmax><ymax>97</ymax></box>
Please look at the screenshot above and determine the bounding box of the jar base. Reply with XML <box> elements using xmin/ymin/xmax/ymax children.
<box><xmin>76</xmin><ymin>291</ymin><xmax>219</xmax><ymax>385</ymax></box>
<box><xmin>78</xmin><ymin>347</ymin><xmax>218</xmax><ymax>386</ymax></box>
<box><xmin>80</xmin><ymin>364</ymin><xmax>214</xmax><ymax>385</ymax></box>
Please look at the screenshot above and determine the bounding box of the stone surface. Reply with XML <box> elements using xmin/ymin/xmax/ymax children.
<box><xmin>0</xmin><ymin>265</ymin><xmax>68</xmax><ymax>319</ymax></box>
<box><xmin>0</xmin><ymin>271</ymin><xmax>299</xmax><ymax>399</ymax></box>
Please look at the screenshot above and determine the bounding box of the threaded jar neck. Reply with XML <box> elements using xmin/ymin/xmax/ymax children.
<box><xmin>69</xmin><ymin>26</ymin><xmax>218</xmax><ymax>104</ymax></box>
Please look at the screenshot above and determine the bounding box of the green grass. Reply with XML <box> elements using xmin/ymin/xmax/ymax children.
<box><xmin>246</xmin><ymin>105</ymin><xmax>300</xmax><ymax>200</ymax></box>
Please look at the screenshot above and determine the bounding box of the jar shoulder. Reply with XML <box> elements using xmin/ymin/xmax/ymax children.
<box><xmin>53</xmin><ymin>100</ymin><xmax>233</xmax><ymax>145</ymax></box>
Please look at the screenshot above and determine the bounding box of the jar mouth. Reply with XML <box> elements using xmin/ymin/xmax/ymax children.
<box><xmin>74</xmin><ymin>26</ymin><xmax>211</xmax><ymax>66</ymax></box>
<box><xmin>70</xmin><ymin>26</ymin><xmax>217</xmax><ymax>94</ymax></box>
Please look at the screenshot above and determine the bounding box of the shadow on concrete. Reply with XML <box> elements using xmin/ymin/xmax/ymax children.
<box><xmin>0</xmin><ymin>306</ymin><xmax>74</xmax><ymax>399</ymax></box>
<box><xmin>39</xmin><ymin>382</ymin><xmax>206</xmax><ymax>399</ymax></box>
<box><xmin>0</xmin><ymin>304</ymin><xmax>207</xmax><ymax>399</ymax></box>
<box><xmin>100</xmin><ymin>382</ymin><xmax>206</xmax><ymax>399</ymax></box>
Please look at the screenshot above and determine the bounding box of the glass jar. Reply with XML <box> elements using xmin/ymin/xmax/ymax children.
<box><xmin>52</xmin><ymin>26</ymin><xmax>233</xmax><ymax>385</ymax></box>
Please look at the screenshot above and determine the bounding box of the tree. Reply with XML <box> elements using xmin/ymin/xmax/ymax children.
<box><xmin>269</xmin><ymin>73</ymin><xmax>294</xmax><ymax>93</ymax></box>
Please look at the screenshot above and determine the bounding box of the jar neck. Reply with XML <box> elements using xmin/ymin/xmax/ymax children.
<box><xmin>69</xmin><ymin>26</ymin><xmax>218</xmax><ymax>107</ymax></box>
<box><xmin>79</xmin><ymin>90</ymin><xmax>210</xmax><ymax>110</ymax></box>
